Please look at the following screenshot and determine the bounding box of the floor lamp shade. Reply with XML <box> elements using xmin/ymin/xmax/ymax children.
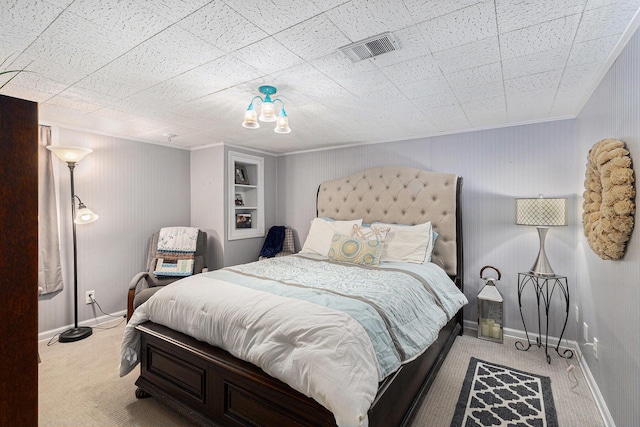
<box><xmin>47</xmin><ymin>146</ymin><xmax>92</xmax><ymax>164</ymax></box>
<box><xmin>74</xmin><ymin>201</ymin><xmax>99</xmax><ymax>224</ymax></box>
<box><xmin>47</xmin><ymin>145</ymin><xmax>96</xmax><ymax>342</ymax></box>
<box><xmin>516</xmin><ymin>196</ymin><xmax>567</xmax><ymax>276</ymax></box>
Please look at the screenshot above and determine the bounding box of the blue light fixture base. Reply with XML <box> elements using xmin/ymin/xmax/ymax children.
<box><xmin>259</xmin><ymin>85</ymin><xmax>277</xmax><ymax>96</ymax></box>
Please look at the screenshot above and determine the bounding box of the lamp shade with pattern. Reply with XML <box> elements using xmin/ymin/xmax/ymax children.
<box><xmin>516</xmin><ymin>195</ymin><xmax>568</xmax><ymax>276</ymax></box>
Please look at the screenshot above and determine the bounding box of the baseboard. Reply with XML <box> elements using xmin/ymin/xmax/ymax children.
<box><xmin>38</xmin><ymin>310</ymin><xmax>127</xmax><ymax>342</ymax></box>
<box><xmin>463</xmin><ymin>320</ymin><xmax>614</xmax><ymax>427</ymax></box>
<box><xmin>463</xmin><ymin>319</ymin><xmax>572</xmax><ymax>350</ymax></box>
<box><xmin>573</xmin><ymin>344</ymin><xmax>616</xmax><ymax>427</ymax></box>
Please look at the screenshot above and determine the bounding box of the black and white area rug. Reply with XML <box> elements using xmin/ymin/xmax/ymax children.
<box><xmin>451</xmin><ymin>357</ymin><xmax>558</xmax><ymax>427</ymax></box>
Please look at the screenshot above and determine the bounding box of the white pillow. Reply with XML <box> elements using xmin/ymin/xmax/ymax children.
<box><xmin>351</xmin><ymin>224</ymin><xmax>391</xmax><ymax>241</ymax></box>
<box><xmin>373</xmin><ymin>221</ymin><xmax>433</xmax><ymax>264</ymax></box>
<box><xmin>300</xmin><ymin>218</ymin><xmax>363</xmax><ymax>256</ymax></box>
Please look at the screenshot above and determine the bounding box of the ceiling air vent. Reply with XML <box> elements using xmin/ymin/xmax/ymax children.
<box><xmin>338</xmin><ymin>32</ymin><xmax>399</xmax><ymax>62</ymax></box>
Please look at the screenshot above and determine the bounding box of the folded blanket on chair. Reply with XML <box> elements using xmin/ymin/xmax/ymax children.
<box><xmin>259</xmin><ymin>226</ymin><xmax>286</xmax><ymax>258</ymax></box>
<box><xmin>154</xmin><ymin>227</ymin><xmax>199</xmax><ymax>276</ymax></box>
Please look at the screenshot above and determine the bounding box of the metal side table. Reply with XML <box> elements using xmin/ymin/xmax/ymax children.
<box><xmin>515</xmin><ymin>272</ymin><xmax>574</xmax><ymax>363</ymax></box>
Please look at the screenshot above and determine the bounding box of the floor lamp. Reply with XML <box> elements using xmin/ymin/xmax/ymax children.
<box><xmin>47</xmin><ymin>146</ymin><xmax>99</xmax><ymax>343</ymax></box>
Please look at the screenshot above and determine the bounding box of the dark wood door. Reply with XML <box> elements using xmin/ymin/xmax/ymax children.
<box><xmin>0</xmin><ymin>94</ymin><xmax>38</xmax><ymax>426</ymax></box>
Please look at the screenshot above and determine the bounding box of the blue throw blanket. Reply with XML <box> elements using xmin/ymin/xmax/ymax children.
<box><xmin>259</xmin><ymin>226</ymin><xmax>286</xmax><ymax>258</ymax></box>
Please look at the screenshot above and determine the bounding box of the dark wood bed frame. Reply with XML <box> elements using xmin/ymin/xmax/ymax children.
<box><xmin>133</xmin><ymin>174</ymin><xmax>464</xmax><ymax>427</ymax></box>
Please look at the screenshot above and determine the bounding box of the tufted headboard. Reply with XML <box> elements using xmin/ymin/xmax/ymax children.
<box><xmin>316</xmin><ymin>166</ymin><xmax>463</xmax><ymax>283</ymax></box>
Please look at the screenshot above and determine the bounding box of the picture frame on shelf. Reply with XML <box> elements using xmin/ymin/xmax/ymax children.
<box><xmin>228</xmin><ymin>151</ymin><xmax>264</xmax><ymax>241</ymax></box>
<box><xmin>236</xmin><ymin>213</ymin><xmax>252</xmax><ymax>229</ymax></box>
<box><xmin>235</xmin><ymin>164</ymin><xmax>249</xmax><ymax>185</ymax></box>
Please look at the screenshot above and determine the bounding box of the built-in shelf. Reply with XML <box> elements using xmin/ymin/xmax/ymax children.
<box><xmin>228</xmin><ymin>151</ymin><xmax>265</xmax><ymax>241</ymax></box>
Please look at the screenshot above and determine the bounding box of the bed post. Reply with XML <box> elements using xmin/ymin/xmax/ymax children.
<box><xmin>455</xmin><ymin>176</ymin><xmax>464</xmax><ymax>335</ymax></box>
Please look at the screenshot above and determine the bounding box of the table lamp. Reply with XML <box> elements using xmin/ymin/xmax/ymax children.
<box><xmin>515</xmin><ymin>195</ymin><xmax>567</xmax><ymax>276</ymax></box>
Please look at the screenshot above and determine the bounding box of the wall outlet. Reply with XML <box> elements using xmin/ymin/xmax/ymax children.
<box><xmin>575</xmin><ymin>305</ymin><xmax>579</xmax><ymax>323</ymax></box>
<box><xmin>85</xmin><ymin>290</ymin><xmax>96</xmax><ymax>305</ymax></box>
<box><xmin>593</xmin><ymin>337</ymin><xmax>598</xmax><ymax>359</ymax></box>
<box><xmin>583</xmin><ymin>322</ymin><xmax>589</xmax><ymax>342</ymax></box>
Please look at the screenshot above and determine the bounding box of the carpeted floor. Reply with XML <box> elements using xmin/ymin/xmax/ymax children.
<box><xmin>409</xmin><ymin>334</ymin><xmax>604</xmax><ymax>427</ymax></box>
<box><xmin>38</xmin><ymin>319</ymin><xmax>604</xmax><ymax>426</ymax></box>
<box><xmin>449</xmin><ymin>358</ymin><xmax>558</xmax><ymax>427</ymax></box>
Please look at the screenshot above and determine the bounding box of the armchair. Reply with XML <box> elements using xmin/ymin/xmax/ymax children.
<box><xmin>126</xmin><ymin>229</ymin><xmax>208</xmax><ymax>321</ymax></box>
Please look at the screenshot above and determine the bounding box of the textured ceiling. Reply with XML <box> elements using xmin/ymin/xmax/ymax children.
<box><xmin>2</xmin><ymin>1</ymin><xmax>640</xmax><ymax>154</ymax></box>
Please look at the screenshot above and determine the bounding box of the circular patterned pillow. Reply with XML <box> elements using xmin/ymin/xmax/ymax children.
<box><xmin>327</xmin><ymin>233</ymin><xmax>384</xmax><ymax>266</ymax></box>
<box><xmin>582</xmin><ymin>138</ymin><xmax>635</xmax><ymax>260</ymax></box>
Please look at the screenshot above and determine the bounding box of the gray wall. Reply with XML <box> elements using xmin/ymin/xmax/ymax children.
<box><xmin>575</xmin><ymin>27</ymin><xmax>640</xmax><ymax>427</ymax></box>
<box><xmin>190</xmin><ymin>144</ymin><xmax>278</xmax><ymax>269</ymax></box>
<box><xmin>40</xmin><ymin>135</ymin><xmax>276</xmax><ymax>336</ymax></box>
<box><xmin>190</xmin><ymin>144</ymin><xmax>226</xmax><ymax>270</ymax></box>
<box><xmin>276</xmin><ymin>120</ymin><xmax>579</xmax><ymax>341</ymax></box>
<box><xmin>38</xmin><ymin>129</ymin><xmax>191</xmax><ymax>335</ymax></box>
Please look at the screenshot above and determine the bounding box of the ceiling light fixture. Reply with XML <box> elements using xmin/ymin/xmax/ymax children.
<box><xmin>162</xmin><ymin>133</ymin><xmax>176</xmax><ymax>143</ymax></box>
<box><xmin>242</xmin><ymin>85</ymin><xmax>291</xmax><ymax>134</ymax></box>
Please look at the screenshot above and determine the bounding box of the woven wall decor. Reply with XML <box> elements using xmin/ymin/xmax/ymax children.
<box><xmin>583</xmin><ymin>138</ymin><xmax>635</xmax><ymax>260</ymax></box>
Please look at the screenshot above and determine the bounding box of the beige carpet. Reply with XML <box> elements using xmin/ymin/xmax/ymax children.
<box><xmin>408</xmin><ymin>334</ymin><xmax>604</xmax><ymax>427</ymax></box>
<box><xmin>39</xmin><ymin>320</ymin><xmax>604</xmax><ymax>426</ymax></box>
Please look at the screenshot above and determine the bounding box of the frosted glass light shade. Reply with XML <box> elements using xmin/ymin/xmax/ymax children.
<box><xmin>242</xmin><ymin>106</ymin><xmax>259</xmax><ymax>129</ymax></box>
<box><xmin>47</xmin><ymin>146</ymin><xmax>92</xmax><ymax>164</ymax></box>
<box><xmin>274</xmin><ymin>110</ymin><xmax>291</xmax><ymax>134</ymax></box>
<box><xmin>259</xmin><ymin>99</ymin><xmax>276</xmax><ymax>122</ymax></box>
<box><xmin>74</xmin><ymin>204</ymin><xmax>99</xmax><ymax>224</ymax></box>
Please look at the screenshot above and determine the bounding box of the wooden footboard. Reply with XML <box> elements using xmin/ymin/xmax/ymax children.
<box><xmin>135</xmin><ymin>317</ymin><xmax>460</xmax><ymax>427</ymax></box>
<box><xmin>136</xmin><ymin>322</ymin><xmax>335</xmax><ymax>426</ymax></box>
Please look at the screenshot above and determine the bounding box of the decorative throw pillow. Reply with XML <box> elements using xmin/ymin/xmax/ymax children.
<box><xmin>351</xmin><ymin>224</ymin><xmax>391</xmax><ymax>241</ymax></box>
<box><xmin>327</xmin><ymin>232</ymin><xmax>384</xmax><ymax>266</ymax></box>
<box><xmin>372</xmin><ymin>221</ymin><xmax>434</xmax><ymax>264</ymax></box>
<box><xmin>300</xmin><ymin>218</ymin><xmax>363</xmax><ymax>256</ymax></box>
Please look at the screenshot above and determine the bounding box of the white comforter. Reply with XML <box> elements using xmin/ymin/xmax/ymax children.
<box><xmin>120</xmin><ymin>256</ymin><xmax>467</xmax><ymax>427</ymax></box>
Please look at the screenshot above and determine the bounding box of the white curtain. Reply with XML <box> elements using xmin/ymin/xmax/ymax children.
<box><xmin>38</xmin><ymin>125</ymin><xmax>64</xmax><ymax>295</ymax></box>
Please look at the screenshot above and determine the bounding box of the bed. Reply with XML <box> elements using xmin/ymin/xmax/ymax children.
<box><xmin>120</xmin><ymin>165</ymin><xmax>465</xmax><ymax>427</ymax></box>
